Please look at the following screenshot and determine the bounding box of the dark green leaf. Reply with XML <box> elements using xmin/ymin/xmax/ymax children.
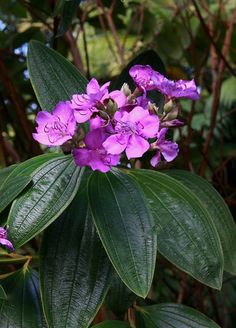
<box><xmin>93</xmin><ymin>321</ymin><xmax>131</xmax><ymax>328</ymax></box>
<box><xmin>7</xmin><ymin>155</ymin><xmax>84</xmax><ymax>248</ymax></box>
<box><xmin>166</xmin><ymin>170</ymin><xmax>236</xmax><ymax>275</ymax></box>
<box><xmin>0</xmin><ymin>175</ymin><xmax>31</xmax><ymax>214</ymax></box>
<box><xmin>106</xmin><ymin>273</ymin><xmax>137</xmax><ymax>316</ymax></box>
<box><xmin>0</xmin><ymin>285</ymin><xmax>7</xmax><ymax>300</ymax></box>
<box><xmin>88</xmin><ymin>169</ymin><xmax>157</xmax><ymax>298</ymax></box>
<box><xmin>136</xmin><ymin>303</ymin><xmax>220</xmax><ymax>328</ymax></box>
<box><xmin>0</xmin><ymin>164</ymin><xmax>17</xmax><ymax>186</ymax></box>
<box><xmin>0</xmin><ymin>154</ymin><xmax>60</xmax><ymax>215</ymax></box>
<box><xmin>57</xmin><ymin>0</ymin><xmax>82</xmax><ymax>36</ymax></box>
<box><xmin>0</xmin><ymin>269</ymin><xmax>46</xmax><ymax>327</ymax></box>
<box><xmin>27</xmin><ymin>40</ymin><xmax>88</xmax><ymax>111</ymax></box>
<box><xmin>40</xmin><ymin>181</ymin><xmax>112</xmax><ymax>328</ymax></box>
<box><xmin>128</xmin><ymin>169</ymin><xmax>224</xmax><ymax>289</ymax></box>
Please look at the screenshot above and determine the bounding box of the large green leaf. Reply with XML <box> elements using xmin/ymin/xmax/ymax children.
<box><xmin>7</xmin><ymin>155</ymin><xmax>84</xmax><ymax>248</ymax></box>
<box><xmin>0</xmin><ymin>269</ymin><xmax>46</xmax><ymax>327</ymax></box>
<box><xmin>166</xmin><ymin>170</ymin><xmax>236</xmax><ymax>275</ymax></box>
<box><xmin>27</xmin><ymin>40</ymin><xmax>88</xmax><ymax>111</ymax></box>
<box><xmin>88</xmin><ymin>169</ymin><xmax>157</xmax><ymax>298</ymax></box>
<box><xmin>136</xmin><ymin>303</ymin><xmax>220</xmax><ymax>328</ymax></box>
<box><xmin>40</xmin><ymin>182</ymin><xmax>112</xmax><ymax>328</ymax></box>
<box><xmin>0</xmin><ymin>175</ymin><xmax>31</xmax><ymax>214</ymax></box>
<box><xmin>128</xmin><ymin>169</ymin><xmax>224</xmax><ymax>289</ymax></box>
<box><xmin>0</xmin><ymin>154</ymin><xmax>61</xmax><ymax>214</ymax></box>
<box><xmin>93</xmin><ymin>321</ymin><xmax>131</xmax><ymax>328</ymax></box>
<box><xmin>0</xmin><ymin>164</ymin><xmax>17</xmax><ymax>185</ymax></box>
<box><xmin>105</xmin><ymin>273</ymin><xmax>137</xmax><ymax>316</ymax></box>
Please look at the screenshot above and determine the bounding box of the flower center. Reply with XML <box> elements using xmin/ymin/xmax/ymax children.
<box><xmin>44</xmin><ymin>116</ymin><xmax>69</xmax><ymax>143</ymax></box>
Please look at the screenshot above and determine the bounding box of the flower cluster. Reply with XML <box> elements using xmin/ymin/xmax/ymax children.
<box><xmin>33</xmin><ymin>65</ymin><xmax>200</xmax><ymax>172</ymax></box>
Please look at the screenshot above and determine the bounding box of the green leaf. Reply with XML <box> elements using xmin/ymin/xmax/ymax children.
<box><xmin>88</xmin><ymin>169</ymin><xmax>157</xmax><ymax>298</ymax></box>
<box><xmin>40</xmin><ymin>181</ymin><xmax>112</xmax><ymax>328</ymax></box>
<box><xmin>0</xmin><ymin>174</ymin><xmax>31</xmax><ymax>214</ymax></box>
<box><xmin>93</xmin><ymin>321</ymin><xmax>131</xmax><ymax>328</ymax></box>
<box><xmin>166</xmin><ymin>170</ymin><xmax>236</xmax><ymax>275</ymax></box>
<box><xmin>0</xmin><ymin>164</ymin><xmax>17</xmax><ymax>185</ymax></box>
<box><xmin>136</xmin><ymin>303</ymin><xmax>220</xmax><ymax>328</ymax></box>
<box><xmin>0</xmin><ymin>269</ymin><xmax>46</xmax><ymax>327</ymax></box>
<box><xmin>27</xmin><ymin>40</ymin><xmax>88</xmax><ymax>111</ymax></box>
<box><xmin>0</xmin><ymin>285</ymin><xmax>7</xmax><ymax>300</ymax></box>
<box><xmin>57</xmin><ymin>0</ymin><xmax>82</xmax><ymax>36</ymax></box>
<box><xmin>128</xmin><ymin>169</ymin><xmax>224</xmax><ymax>289</ymax></box>
<box><xmin>106</xmin><ymin>273</ymin><xmax>137</xmax><ymax>316</ymax></box>
<box><xmin>7</xmin><ymin>155</ymin><xmax>84</xmax><ymax>248</ymax></box>
<box><xmin>0</xmin><ymin>154</ymin><xmax>60</xmax><ymax>216</ymax></box>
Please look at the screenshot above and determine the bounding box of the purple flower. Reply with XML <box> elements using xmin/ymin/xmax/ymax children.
<box><xmin>153</xmin><ymin>76</ymin><xmax>200</xmax><ymax>100</ymax></box>
<box><xmin>73</xmin><ymin>128</ymin><xmax>120</xmax><ymax>173</ymax></box>
<box><xmin>71</xmin><ymin>78</ymin><xmax>110</xmax><ymax>123</ymax></box>
<box><xmin>0</xmin><ymin>227</ymin><xmax>14</xmax><ymax>252</ymax></box>
<box><xmin>129</xmin><ymin>65</ymin><xmax>200</xmax><ymax>100</ymax></box>
<box><xmin>151</xmin><ymin>128</ymin><xmax>179</xmax><ymax>167</ymax></box>
<box><xmin>32</xmin><ymin>101</ymin><xmax>76</xmax><ymax>146</ymax></box>
<box><xmin>103</xmin><ymin>106</ymin><xmax>159</xmax><ymax>159</ymax></box>
<box><xmin>161</xmin><ymin>119</ymin><xmax>184</xmax><ymax>128</ymax></box>
<box><xmin>129</xmin><ymin>65</ymin><xmax>158</xmax><ymax>91</ymax></box>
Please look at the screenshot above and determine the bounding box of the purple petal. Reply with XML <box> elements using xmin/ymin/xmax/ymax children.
<box><xmin>0</xmin><ymin>227</ymin><xmax>7</xmax><ymax>239</ymax></box>
<box><xmin>126</xmin><ymin>134</ymin><xmax>149</xmax><ymax>159</ymax></box>
<box><xmin>89</xmin><ymin>152</ymin><xmax>111</xmax><ymax>173</ymax></box>
<box><xmin>157</xmin><ymin>128</ymin><xmax>168</xmax><ymax>142</ymax></box>
<box><xmin>84</xmin><ymin>128</ymin><xmax>106</xmax><ymax>150</ymax></box>
<box><xmin>150</xmin><ymin>152</ymin><xmax>161</xmax><ymax>167</ymax></box>
<box><xmin>109</xmin><ymin>90</ymin><xmax>126</xmax><ymax>108</ymax></box>
<box><xmin>73</xmin><ymin>107</ymin><xmax>94</xmax><ymax>123</ymax></box>
<box><xmin>103</xmin><ymin>133</ymin><xmax>129</xmax><ymax>155</ymax></box>
<box><xmin>90</xmin><ymin>117</ymin><xmax>104</xmax><ymax>130</ymax></box>
<box><xmin>52</xmin><ymin>101</ymin><xmax>75</xmax><ymax>123</ymax></box>
<box><xmin>128</xmin><ymin>106</ymin><xmax>149</xmax><ymax>124</ymax></box>
<box><xmin>138</xmin><ymin>114</ymin><xmax>159</xmax><ymax>138</ymax></box>
<box><xmin>0</xmin><ymin>238</ymin><xmax>14</xmax><ymax>252</ymax></box>
<box><xmin>73</xmin><ymin>148</ymin><xmax>91</xmax><ymax>167</ymax></box>
<box><xmin>86</xmin><ymin>78</ymin><xmax>101</xmax><ymax>94</ymax></box>
<box><xmin>161</xmin><ymin>119</ymin><xmax>184</xmax><ymax>127</ymax></box>
<box><xmin>159</xmin><ymin>140</ymin><xmax>179</xmax><ymax>162</ymax></box>
<box><xmin>129</xmin><ymin>65</ymin><xmax>156</xmax><ymax>91</ymax></box>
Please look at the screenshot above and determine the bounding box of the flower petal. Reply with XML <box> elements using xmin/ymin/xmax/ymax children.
<box><xmin>150</xmin><ymin>152</ymin><xmax>161</xmax><ymax>167</ymax></box>
<box><xmin>109</xmin><ymin>90</ymin><xmax>126</xmax><ymax>108</ymax></box>
<box><xmin>0</xmin><ymin>238</ymin><xmax>14</xmax><ymax>252</ymax></box>
<box><xmin>103</xmin><ymin>134</ymin><xmax>129</xmax><ymax>155</ymax></box>
<box><xmin>126</xmin><ymin>134</ymin><xmax>149</xmax><ymax>159</ymax></box>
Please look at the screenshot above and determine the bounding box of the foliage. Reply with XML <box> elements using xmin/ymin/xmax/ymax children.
<box><xmin>0</xmin><ymin>1</ymin><xmax>236</xmax><ymax>327</ymax></box>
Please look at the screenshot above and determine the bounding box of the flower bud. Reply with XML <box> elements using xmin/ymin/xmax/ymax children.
<box><xmin>121</xmin><ymin>83</ymin><xmax>132</xmax><ymax>97</ymax></box>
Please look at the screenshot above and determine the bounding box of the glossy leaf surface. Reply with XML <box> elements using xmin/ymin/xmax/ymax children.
<box><xmin>8</xmin><ymin>155</ymin><xmax>84</xmax><ymax>248</ymax></box>
<box><xmin>166</xmin><ymin>170</ymin><xmax>236</xmax><ymax>274</ymax></box>
<box><xmin>0</xmin><ymin>269</ymin><xmax>46</xmax><ymax>327</ymax></box>
<box><xmin>88</xmin><ymin>169</ymin><xmax>157</xmax><ymax>298</ymax></box>
<box><xmin>40</xmin><ymin>183</ymin><xmax>112</xmax><ymax>328</ymax></box>
<box><xmin>0</xmin><ymin>154</ymin><xmax>60</xmax><ymax>214</ymax></box>
<box><xmin>128</xmin><ymin>169</ymin><xmax>224</xmax><ymax>289</ymax></box>
<box><xmin>27</xmin><ymin>40</ymin><xmax>88</xmax><ymax>111</ymax></box>
<box><xmin>137</xmin><ymin>303</ymin><xmax>220</xmax><ymax>328</ymax></box>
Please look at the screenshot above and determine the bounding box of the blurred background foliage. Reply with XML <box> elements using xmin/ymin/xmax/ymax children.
<box><xmin>0</xmin><ymin>0</ymin><xmax>236</xmax><ymax>326</ymax></box>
